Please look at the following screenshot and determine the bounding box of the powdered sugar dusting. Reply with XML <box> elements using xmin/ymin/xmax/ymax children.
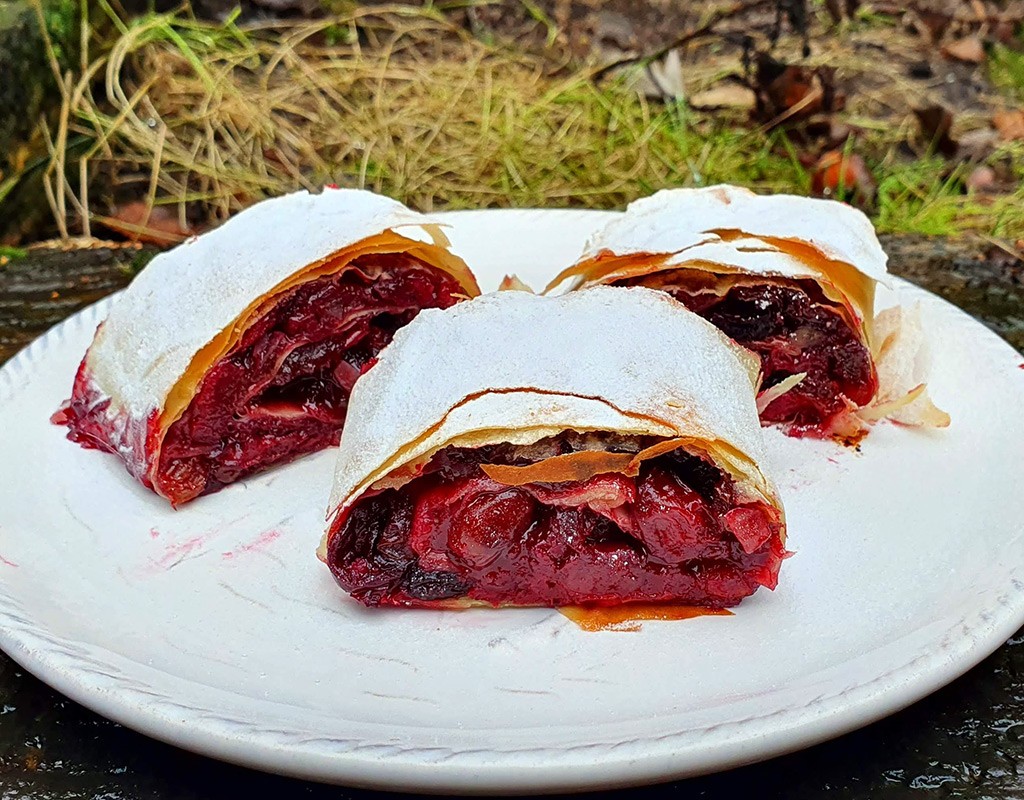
<box><xmin>84</xmin><ymin>188</ymin><xmax>448</xmax><ymax>422</ymax></box>
<box><xmin>329</xmin><ymin>286</ymin><xmax>775</xmax><ymax>517</ymax></box>
<box><xmin>663</xmin><ymin>238</ymin><xmax>820</xmax><ymax>279</ymax></box>
<box><xmin>578</xmin><ymin>185</ymin><xmax>889</xmax><ymax>285</ymax></box>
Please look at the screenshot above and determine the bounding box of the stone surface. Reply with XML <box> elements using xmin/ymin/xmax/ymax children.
<box><xmin>0</xmin><ymin>234</ymin><xmax>1022</xmax><ymax>798</ymax></box>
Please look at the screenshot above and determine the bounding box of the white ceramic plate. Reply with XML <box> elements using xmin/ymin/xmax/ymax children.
<box><xmin>1</xmin><ymin>209</ymin><xmax>1023</xmax><ymax>794</ymax></box>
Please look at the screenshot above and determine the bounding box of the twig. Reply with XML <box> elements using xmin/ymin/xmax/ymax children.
<box><xmin>518</xmin><ymin>0</ymin><xmax>559</xmax><ymax>47</ymax></box>
<box><xmin>143</xmin><ymin>122</ymin><xmax>168</xmax><ymax>233</ymax></box>
<box><xmin>752</xmin><ymin>81</ymin><xmax>821</xmax><ymax>133</ymax></box>
<box><xmin>591</xmin><ymin>0</ymin><xmax>773</xmax><ymax>82</ymax></box>
<box><xmin>79</xmin><ymin>158</ymin><xmax>90</xmax><ymax>238</ymax></box>
<box><xmin>980</xmin><ymin>235</ymin><xmax>1024</xmax><ymax>262</ymax></box>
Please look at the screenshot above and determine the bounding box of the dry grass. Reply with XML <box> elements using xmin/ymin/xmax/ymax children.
<box><xmin>38</xmin><ymin>5</ymin><xmax>812</xmax><ymax>236</ymax></box>
<box><xmin>34</xmin><ymin>3</ymin><xmax>1024</xmax><ymax>240</ymax></box>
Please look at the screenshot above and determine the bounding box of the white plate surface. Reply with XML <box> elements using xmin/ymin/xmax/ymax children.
<box><xmin>1</xmin><ymin>209</ymin><xmax>1023</xmax><ymax>794</ymax></box>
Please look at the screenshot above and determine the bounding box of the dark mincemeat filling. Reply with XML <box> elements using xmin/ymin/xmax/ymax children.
<box><xmin>327</xmin><ymin>434</ymin><xmax>785</xmax><ymax>609</ymax></box>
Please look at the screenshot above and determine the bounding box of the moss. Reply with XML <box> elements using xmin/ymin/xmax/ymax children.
<box><xmin>40</xmin><ymin>0</ymin><xmax>78</xmax><ymax>67</ymax></box>
<box><xmin>0</xmin><ymin>245</ymin><xmax>28</xmax><ymax>260</ymax></box>
<box><xmin>0</xmin><ymin>0</ymin><xmax>80</xmax><ymax>163</ymax></box>
<box><xmin>989</xmin><ymin>43</ymin><xmax>1024</xmax><ymax>102</ymax></box>
<box><xmin>0</xmin><ymin>1</ymin><xmax>50</xmax><ymax>153</ymax></box>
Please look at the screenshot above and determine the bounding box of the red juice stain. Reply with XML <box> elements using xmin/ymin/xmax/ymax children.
<box><xmin>222</xmin><ymin>530</ymin><xmax>282</xmax><ymax>559</ymax></box>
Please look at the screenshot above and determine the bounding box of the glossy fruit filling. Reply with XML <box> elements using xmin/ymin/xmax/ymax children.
<box><xmin>327</xmin><ymin>435</ymin><xmax>785</xmax><ymax>609</ymax></box>
<box><xmin>622</xmin><ymin>276</ymin><xmax>877</xmax><ymax>434</ymax></box>
<box><xmin>61</xmin><ymin>253</ymin><xmax>464</xmax><ymax>504</ymax></box>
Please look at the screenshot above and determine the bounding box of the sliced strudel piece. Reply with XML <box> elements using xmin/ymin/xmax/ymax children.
<box><xmin>54</xmin><ymin>188</ymin><xmax>480</xmax><ymax>505</ymax></box>
<box><xmin>321</xmin><ymin>287</ymin><xmax>787</xmax><ymax>609</ymax></box>
<box><xmin>548</xmin><ymin>185</ymin><xmax>947</xmax><ymax>437</ymax></box>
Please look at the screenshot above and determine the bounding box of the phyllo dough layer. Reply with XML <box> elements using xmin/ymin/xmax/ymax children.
<box><xmin>322</xmin><ymin>287</ymin><xmax>788</xmax><ymax>609</ymax></box>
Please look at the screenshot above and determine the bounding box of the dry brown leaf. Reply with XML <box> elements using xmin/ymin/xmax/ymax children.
<box><xmin>913</xmin><ymin>105</ymin><xmax>958</xmax><ymax>157</ymax></box>
<box><xmin>689</xmin><ymin>84</ymin><xmax>756</xmax><ymax>111</ymax></box>
<box><xmin>752</xmin><ymin>54</ymin><xmax>843</xmax><ymax>128</ymax></box>
<box><xmin>912</xmin><ymin>9</ymin><xmax>952</xmax><ymax>43</ymax></box>
<box><xmin>941</xmin><ymin>35</ymin><xmax>986</xmax><ymax>64</ymax></box>
<box><xmin>965</xmin><ymin>164</ymin><xmax>997</xmax><ymax>193</ymax></box>
<box><xmin>98</xmin><ymin>201</ymin><xmax>195</xmax><ymax>246</ymax></box>
<box><xmin>810</xmin><ymin>150</ymin><xmax>877</xmax><ymax>206</ymax></box>
<box><xmin>957</xmin><ymin>127</ymin><xmax>1000</xmax><ymax>161</ymax></box>
<box><xmin>993</xmin><ymin>109</ymin><xmax>1024</xmax><ymax>141</ymax></box>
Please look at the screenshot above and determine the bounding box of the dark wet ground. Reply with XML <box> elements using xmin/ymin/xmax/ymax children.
<box><xmin>1</xmin><ymin>235</ymin><xmax>1023</xmax><ymax>798</ymax></box>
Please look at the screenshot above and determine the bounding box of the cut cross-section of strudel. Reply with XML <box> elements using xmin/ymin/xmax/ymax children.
<box><xmin>321</xmin><ymin>287</ymin><xmax>787</xmax><ymax>610</ymax></box>
<box><xmin>547</xmin><ymin>185</ymin><xmax>947</xmax><ymax>438</ymax></box>
<box><xmin>54</xmin><ymin>188</ymin><xmax>480</xmax><ymax>505</ymax></box>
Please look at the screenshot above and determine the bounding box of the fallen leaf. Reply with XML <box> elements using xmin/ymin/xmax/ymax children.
<box><xmin>644</xmin><ymin>48</ymin><xmax>685</xmax><ymax>101</ymax></box>
<box><xmin>689</xmin><ymin>83</ymin><xmax>756</xmax><ymax>110</ymax></box>
<box><xmin>993</xmin><ymin>109</ymin><xmax>1024</xmax><ymax>141</ymax></box>
<box><xmin>810</xmin><ymin>150</ymin><xmax>877</xmax><ymax>207</ymax></box>
<box><xmin>957</xmin><ymin>127</ymin><xmax>1000</xmax><ymax>161</ymax></box>
<box><xmin>912</xmin><ymin>9</ymin><xmax>952</xmax><ymax>43</ymax></box>
<box><xmin>913</xmin><ymin>105</ymin><xmax>958</xmax><ymax>157</ymax></box>
<box><xmin>752</xmin><ymin>54</ymin><xmax>843</xmax><ymax>128</ymax></box>
<box><xmin>965</xmin><ymin>165</ymin><xmax>997</xmax><ymax>193</ymax></box>
<box><xmin>941</xmin><ymin>35</ymin><xmax>986</xmax><ymax>64</ymax></box>
<box><xmin>98</xmin><ymin>201</ymin><xmax>195</xmax><ymax>246</ymax></box>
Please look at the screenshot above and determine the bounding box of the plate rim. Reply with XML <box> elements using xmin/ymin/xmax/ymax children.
<box><xmin>2</xmin><ymin>207</ymin><xmax>1023</xmax><ymax>793</ymax></box>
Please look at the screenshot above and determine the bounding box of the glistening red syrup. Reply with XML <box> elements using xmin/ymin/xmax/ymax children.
<box><xmin>327</xmin><ymin>438</ymin><xmax>786</xmax><ymax>609</ymax></box>
<box><xmin>58</xmin><ymin>253</ymin><xmax>463</xmax><ymax>504</ymax></box>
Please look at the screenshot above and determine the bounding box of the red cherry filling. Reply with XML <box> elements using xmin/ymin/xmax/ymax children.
<box><xmin>327</xmin><ymin>436</ymin><xmax>785</xmax><ymax>609</ymax></box>
<box><xmin>60</xmin><ymin>253</ymin><xmax>464</xmax><ymax>504</ymax></box>
<box><xmin>621</xmin><ymin>278</ymin><xmax>877</xmax><ymax>435</ymax></box>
